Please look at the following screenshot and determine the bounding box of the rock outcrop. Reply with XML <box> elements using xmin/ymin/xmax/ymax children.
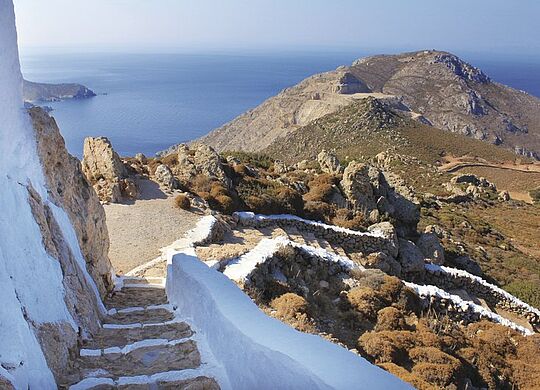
<box><xmin>172</xmin><ymin>143</ymin><xmax>232</xmax><ymax>189</ymax></box>
<box><xmin>30</xmin><ymin>109</ymin><xmax>114</xmax><ymax>296</ymax></box>
<box><xmin>317</xmin><ymin>150</ymin><xmax>343</xmax><ymax>174</ymax></box>
<box><xmin>340</xmin><ymin>161</ymin><xmax>420</xmax><ymax>234</ymax></box>
<box><xmin>82</xmin><ymin>136</ymin><xmax>137</xmax><ymax>203</ymax></box>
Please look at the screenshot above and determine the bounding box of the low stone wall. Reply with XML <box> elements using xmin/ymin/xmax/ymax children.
<box><xmin>424</xmin><ymin>266</ymin><xmax>540</xmax><ymax>327</ymax></box>
<box><xmin>411</xmin><ymin>290</ymin><xmax>532</xmax><ymax>335</ymax></box>
<box><xmin>234</xmin><ymin>212</ymin><xmax>398</xmax><ymax>257</ymax></box>
<box><xmin>246</xmin><ymin>244</ymin><xmax>353</xmax><ymax>293</ymax></box>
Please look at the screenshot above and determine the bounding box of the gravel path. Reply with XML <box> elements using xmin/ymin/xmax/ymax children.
<box><xmin>104</xmin><ymin>179</ymin><xmax>202</xmax><ymax>274</ymax></box>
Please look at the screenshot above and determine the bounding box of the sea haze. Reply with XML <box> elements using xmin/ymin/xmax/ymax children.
<box><xmin>20</xmin><ymin>50</ymin><xmax>540</xmax><ymax>158</ymax></box>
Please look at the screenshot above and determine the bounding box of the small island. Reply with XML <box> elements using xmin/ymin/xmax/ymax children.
<box><xmin>22</xmin><ymin>79</ymin><xmax>96</xmax><ymax>103</ymax></box>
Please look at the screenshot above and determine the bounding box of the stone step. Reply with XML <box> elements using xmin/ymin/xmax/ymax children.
<box><xmin>287</xmin><ymin>234</ymin><xmax>308</xmax><ymax>245</ymax></box>
<box><xmin>122</xmin><ymin>276</ymin><xmax>166</xmax><ymax>286</ymax></box>
<box><xmin>331</xmin><ymin>245</ymin><xmax>349</xmax><ymax>258</ymax></box>
<box><xmin>106</xmin><ymin>307</ymin><xmax>175</xmax><ymax>326</ymax></box>
<box><xmin>65</xmin><ymin>340</ymin><xmax>200</xmax><ymax>388</ymax></box>
<box><xmin>105</xmin><ymin>288</ymin><xmax>168</xmax><ymax>310</ymax></box>
<box><xmin>68</xmin><ymin>373</ymin><xmax>219</xmax><ymax>389</ymax></box>
<box><xmin>83</xmin><ymin>321</ymin><xmax>193</xmax><ymax>350</ymax></box>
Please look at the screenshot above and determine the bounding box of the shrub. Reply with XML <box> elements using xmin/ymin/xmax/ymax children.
<box><xmin>375</xmin><ymin>307</ymin><xmax>406</xmax><ymax>331</ymax></box>
<box><xmin>213</xmin><ymin>194</ymin><xmax>235</xmax><ymax>213</ymax></box>
<box><xmin>504</xmin><ymin>280</ymin><xmax>540</xmax><ymax>308</ymax></box>
<box><xmin>222</xmin><ymin>151</ymin><xmax>274</xmax><ymax>169</ymax></box>
<box><xmin>275</xmin><ymin>187</ymin><xmax>304</xmax><ymax>214</ymax></box>
<box><xmin>270</xmin><ymin>293</ymin><xmax>309</xmax><ymax>319</ymax></box>
<box><xmin>377</xmin><ymin>363</ymin><xmax>433</xmax><ymax>390</ymax></box>
<box><xmin>303</xmin><ymin>201</ymin><xmax>334</xmax><ymax>222</ymax></box>
<box><xmin>347</xmin><ymin>286</ymin><xmax>384</xmax><ymax>318</ymax></box>
<box><xmin>358</xmin><ymin>330</ymin><xmax>416</xmax><ymax>364</ymax></box>
<box><xmin>410</xmin><ymin>362</ymin><xmax>458</xmax><ymax>388</ymax></box>
<box><xmin>530</xmin><ymin>187</ymin><xmax>540</xmax><ymax>204</ymax></box>
<box><xmin>174</xmin><ymin>194</ymin><xmax>191</xmax><ymax>210</ymax></box>
<box><xmin>304</xmin><ymin>174</ymin><xmax>339</xmax><ymax>203</ymax></box>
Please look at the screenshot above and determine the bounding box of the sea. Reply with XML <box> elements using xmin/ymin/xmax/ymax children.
<box><xmin>19</xmin><ymin>49</ymin><xmax>540</xmax><ymax>158</ymax></box>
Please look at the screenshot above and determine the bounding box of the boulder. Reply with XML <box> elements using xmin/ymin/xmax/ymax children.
<box><xmin>498</xmin><ymin>190</ymin><xmax>510</xmax><ymax>201</ymax></box>
<box><xmin>317</xmin><ymin>150</ymin><xmax>343</xmax><ymax>174</ymax></box>
<box><xmin>174</xmin><ymin>143</ymin><xmax>232</xmax><ymax>188</ymax></box>
<box><xmin>340</xmin><ymin>161</ymin><xmax>377</xmax><ymax>215</ymax></box>
<box><xmin>361</xmin><ymin>252</ymin><xmax>402</xmax><ymax>277</ymax></box>
<box><xmin>155</xmin><ymin>164</ymin><xmax>179</xmax><ymax>191</ymax></box>
<box><xmin>416</xmin><ymin>232</ymin><xmax>445</xmax><ymax>265</ymax></box>
<box><xmin>451</xmin><ymin>255</ymin><xmax>482</xmax><ymax>276</ymax></box>
<box><xmin>397</xmin><ymin>239</ymin><xmax>426</xmax><ymax>277</ymax></box>
<box><xmin>81</xmin><ymin>136</ymin><xmax>136</xmax><ymax>203</ymax></box>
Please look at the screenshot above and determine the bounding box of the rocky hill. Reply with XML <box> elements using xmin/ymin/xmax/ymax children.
<box><xmin>198</xmin><ymin>50</ymin><xmax>540</xmax><ymax>159</ymax></box>
<box><xmin>122</xmin><ymin>139</ymin><xmax>540</xmax><ymax>389</ymax></box>
<box><xmin>23</xmin><ymin>79</ymin><xmax>96</xmax><ymax>102</ymax></box>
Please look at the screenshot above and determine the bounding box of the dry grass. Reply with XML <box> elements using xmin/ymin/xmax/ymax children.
<box><xmin>174</xmin><ymin>194</ymin><xmax>191</xmax><ymax>210</ymax></box>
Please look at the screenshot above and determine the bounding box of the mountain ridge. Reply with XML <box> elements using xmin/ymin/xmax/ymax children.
<box><xmin>197</xmin><ymin>50</ymin><xmax>540</xmax><ymax>159</ymax></box>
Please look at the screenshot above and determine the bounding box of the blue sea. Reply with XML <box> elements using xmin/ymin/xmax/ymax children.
<box><xmin>19</xmin><ymin>50</ymin><xmax>540</xmax><ymax>158</ymax></box>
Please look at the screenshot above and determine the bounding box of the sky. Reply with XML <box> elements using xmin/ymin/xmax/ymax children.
<box><xmin>13</xmin><ymin>0</ymin><xmax>540</xmax><ymax>56</ymax></box>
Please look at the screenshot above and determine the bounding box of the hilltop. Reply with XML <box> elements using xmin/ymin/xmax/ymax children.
<box><xmin>198</xmin><ymin>50</ymin><xmax>540</xmax><ymax>159</ymax></box>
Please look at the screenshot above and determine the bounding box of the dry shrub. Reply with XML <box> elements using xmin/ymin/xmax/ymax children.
<box><xmin>303</xmin><ymin>201</ymin><xmax>334</xmax><ymax>222</ymax></box>
<box><xmin>161</xmin><ymin>153</ymin><xmax>178</xmax><ymax>167</ymax></box>
<box><xmin>409</xmin><ymin>346</ymin><xmax>461</xmax><ymax>367</ymax></box>
<box><xmin>379</xmin><ymin>276</ymin><xmax>403</xmax><ymax>303</ymax></box>
<box><xmin>358</xmin><ymin>330</ymin><xmax>416</xmax><ymax>364</ymax></box>
<box><xmin>377</xmin><ymin>363</ymin><xmax>434</xmax><ymax>390</ymax></box>
<box><xmin>375</xmin><ymin>307</ymin><xmax>406</xmax><ymax>331</ymax></box>
<box><xmin>270</xmin><ymin>293</ymin><xmax>309</xmax><ymax>320</ymax></box>
<box><xmin>174</xmin><ymin>194</ymin><xmax>191</xmax><ymax>210</ymax></box>
<box><xmin>411</xmin><ymin>362</ymin><xmax>457</xmax><ymax>388</ymax></box>
<box><xmin>232</xmin><ymin>163</ymin><xmax>249</xmax><ymax>176</ymax></box>
<box><xmin>192</xmin><ymin>174</ymin><xmax>213</xmax><ymax>193</ymax></box>
<box><xmin>332</xmin><ymin>209</ymin><xmax>366</xmax><ymax>231</ymax></box>
<box><xmin>304</xmin><ymin>174</ymin><xmax>337</xmax><ymax>202</ymax></box>
<box><xmin>512</xmin><ymin>334</ymin><xmax>540</xmax><ymax>389</ymax></box>
<box><xmin>275</xmin><ymin>187</ymin><xmax>304</xmax><ymax>214</ymax></box>
<box><xmin>347</xmin><ymin>286</ymin><xmax>384</xmax><ymax>318</ymax></box>
<box><xmin>409</xmin><ymin>346</ymin><xmax>462</xmax><ymax>387</ymax></box>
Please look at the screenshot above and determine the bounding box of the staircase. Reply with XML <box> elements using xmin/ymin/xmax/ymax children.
<box><xmin>62</xmin><ymin>277</ymin><xmax>220</xmax><ymax>389</ymax></box>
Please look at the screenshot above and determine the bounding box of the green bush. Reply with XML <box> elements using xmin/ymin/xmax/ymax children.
<box><xmin>504</xmin><ymin>280</ymin><xmax>540</xmax><ymax>308</ymax></box>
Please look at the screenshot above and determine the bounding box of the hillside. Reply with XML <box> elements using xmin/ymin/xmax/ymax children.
<box><xmin>23</xmin><ymin>79</ymin><xmax>96</xmax><ymax>102</ymax></box>
<box><xmin>198</xmin><ymin>50</ymin><xmax>540</xmax><ymax>159</ymax></box>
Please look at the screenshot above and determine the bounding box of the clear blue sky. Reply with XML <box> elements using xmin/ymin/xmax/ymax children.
<box><xmin>13</xmin><ymin>0</ymin><xmax>540</xmax><ymax>56</ymax></box>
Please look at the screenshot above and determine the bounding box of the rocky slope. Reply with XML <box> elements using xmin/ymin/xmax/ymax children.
<box><xmin>23</xmin><ymin>79</ymin><xmax>96</xmax><ymax>103</ymax></box>
<box><xmin>198</xmin><ymin>50</ymin><xmax>540</xmax><ymax>159</ymax></box>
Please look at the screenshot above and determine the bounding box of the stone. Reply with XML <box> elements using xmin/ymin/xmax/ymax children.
<box><xmin>135</xmin><ymin>153</ymin><xmax>147</xmax><ymax>163</ymax></box>
<box><xmin>317</xmin><ymin>150</ymin><xmax>343</xmax><ymax>175</ymax></box>
<box><xmin>273</xmin><ymin>160</ymin><xmax>288</xmax><ymax>174</ymax></box>
<box><xmin>361</xmin><ymin>252</ymin><xmax>402</xmax><ymax>276</ymax></box>
<box><xmin>498</xmin><ymin>190</ymin><xmax>510</xmax><ymax>201</ymax></box>
<box><xmin>81</xmin><ymin>136</ymin><xmax>136</xmax><ymax>203</ymax></box>
<box><xmin>452</xmin><ymin>255</ymin><xmax>482</xmax><ymax>276</ymax></box>
<box><xmin>416</xmin><ymin>232</ymin><xmax>445</xmax><ymax>265</ymax></box>
<box><xmin>319</xmin><ymin>280</ymin><xmax>330</xmax><ymax>289</ymax></box>
<box><xmin>397</xmin><ymin>239</ymin><xmax>426</xmax><ymax>277</ymax></box>
<box><xmin>155</xmin><ymin>164</ymin><xmax>179</xmax><ymax>190</ymax></box>
<box><xmin>340</xmin><ymin>161</ymin><xmax>377</xmax><ymax>214</ymax></box>
<box><xmin>174</xmin><ymin>143</ymin><xmax>232</xmax><ymax>188</ymax></box>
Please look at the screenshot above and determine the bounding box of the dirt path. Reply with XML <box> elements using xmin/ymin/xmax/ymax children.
<box><xmin>104</xmin><ymin>179</ymin><xmax>203</xmax><ymax>274</ymax></box>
